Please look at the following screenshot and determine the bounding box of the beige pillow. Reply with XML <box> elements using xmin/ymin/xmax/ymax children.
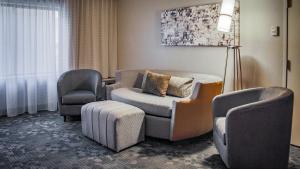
<box><xmin>142</xmin><ymin>71</ymin><xmax>171</xmax><ymax>97</ymax></box>
<box><xmin>167</xmin><ymin>76</ymin><xmax>194</xmax><ymax>98</ymax></box>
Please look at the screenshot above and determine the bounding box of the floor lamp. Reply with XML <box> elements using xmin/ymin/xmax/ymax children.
<box><xmin>217</xmin><ymin>0</ymin><xmax>242</xmax><ymax>93</ymax></box>
<box><xmin>223</xmin><ymin>45</ymin><xmax>242</xmax><ymax>92</ymax></box>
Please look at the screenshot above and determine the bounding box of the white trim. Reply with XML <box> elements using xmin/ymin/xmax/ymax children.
<box><xmin>282</xmin><ymin>0</ymin><xmax>288</xmax><ymax>87</ymax></box>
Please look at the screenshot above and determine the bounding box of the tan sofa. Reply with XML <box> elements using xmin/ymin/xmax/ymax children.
<box><xmin>106</xmin><ymin>69</ymin><xmax>223</xmax><ymax>141</ymax></box>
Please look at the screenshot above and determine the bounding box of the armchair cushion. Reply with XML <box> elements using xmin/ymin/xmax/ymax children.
<box><xmin>62</xmin><ymin>90</ymin><xmax>96</xmax><ymax>105</ymax></box>
<box><xmin>111</xmin><ymin>88</ymin><xmax>183</xmax><ymax>118</ymax></box>
<box><xmin>214</xmin><ymin>117</ymin><xmax>226</xmax><ymax>145</ymax></box>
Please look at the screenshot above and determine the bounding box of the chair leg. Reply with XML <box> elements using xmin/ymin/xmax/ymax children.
<box><xmin>63</xmin><ymin>116</ymin><xmax>67</xmax><ymax>122</ymax></box>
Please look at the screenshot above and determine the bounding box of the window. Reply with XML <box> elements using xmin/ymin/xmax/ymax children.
<box><xmin>0</xmin><ymin>0</ymin><xmax>70</xmax><ymax>116</ymax></box>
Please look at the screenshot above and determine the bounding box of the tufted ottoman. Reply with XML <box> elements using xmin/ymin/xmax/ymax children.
<box><xmin>81</xmin><ymin>101</ymin><xmax>145</xmax><ymax>152</ymax></box>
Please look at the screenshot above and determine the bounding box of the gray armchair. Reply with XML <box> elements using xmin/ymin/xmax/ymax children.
<box><xmin>212</xmin><ymin>87</ymin><xmax>294</xmax><ymax>169</ymax></box>
<box><xmin>57</xmin><ymin>69</ymin><xmax>102</xmax><ymax>121</ymax></box>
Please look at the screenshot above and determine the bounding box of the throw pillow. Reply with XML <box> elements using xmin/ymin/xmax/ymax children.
<box><xmin>142</xmin><ymin>71</ymin><xmax>171</xmax><ymax>97</ymax></box>
<box><xmin>167</xmin><ymin>76</ymin><xmax>194</xmax><ymax>98</ymax></box>
<box><xmin>141</xmin><ymin>71</ymin><xmax>148</xmax><ymax>89</ymax></box>
<box><xmin>133</xmin><ymin>72</ymin><xmax>144</xmax><ymax>88</ymax></box>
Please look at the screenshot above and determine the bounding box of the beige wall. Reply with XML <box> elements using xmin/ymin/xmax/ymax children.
<box><xmin>118</xmin><ymin>0</ymin><xmax>284</xmax><ymax>89</ymax></box>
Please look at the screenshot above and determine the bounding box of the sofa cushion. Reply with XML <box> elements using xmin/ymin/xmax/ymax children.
<box><xmin>167</xmin><ymin>76</ymin><xmax>194</xmax><ymax>98</ymax></box>
<box><xmin>111</xmin><ymin>88</ymin><xmax>183</xmax><ymax>118</ymax></box>
<box><xmin>62</xmin><ymin>90</ymin><xmax>96</xmax><ymax>105</ymax></box>
<box><xmin>142</xmin><ymin>71</ymin><xmax>171</xmax><ymax>97</ymax></box>
<box><xmin>215</xmin><ymin>117</ymin><xmax>226</xmax><ymax>145</ymax></box>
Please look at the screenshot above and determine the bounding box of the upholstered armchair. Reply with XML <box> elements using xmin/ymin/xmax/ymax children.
<box><xmin>57</xmin><ymin>69</ymin><xmax>102</xmax><ymax>121</ymax></box>
<box><xmin>212</xmin><ymin>87</ymin><xmax>294</xmax><ymax>169</ymax></box>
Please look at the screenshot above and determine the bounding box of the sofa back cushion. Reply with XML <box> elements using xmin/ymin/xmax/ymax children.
<box><xmin>142</xmin><ymin>71</ymin><xmax>171</xmax><ymax>97</ymax></box>
<box><xmin>115</xmin><ymin>69</ymin><xmax>222</xmax><ymax>89</ymax></box>
<box><xmin>167</xmin><ymin>76</ymin><xmax>194</xmax><ymax>97</ymax></box>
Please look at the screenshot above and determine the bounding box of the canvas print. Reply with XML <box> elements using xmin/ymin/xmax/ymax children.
<box><xmin>161</xmin><ymin>2</ymin><xmax>240</xmax><ymax>46</ymax></box>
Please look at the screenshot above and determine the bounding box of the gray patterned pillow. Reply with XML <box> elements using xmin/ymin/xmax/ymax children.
<box><xmin>167</xmin><ymin>76</ymin><xmax>194</xmax><ymax>98</ymax></box>
<box><xmin>133</xmin><ymin>73</ymin><xmax>144</xmax><ymax>88</ymax></box>
<box><xmin>142</xmin><ymin>71</ymin><xmax>171</xmax><ymax>97</ymax></box>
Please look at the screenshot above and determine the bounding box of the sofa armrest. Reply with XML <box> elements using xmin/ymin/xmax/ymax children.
<box><xmin>212</xmin><ymin>87</ymin><xmax>263</xmax><ymax>118</ymax></box>
<box><xmin>170</xmin><ymin>81</ymin><xmax>223</xmax><ymax>141</ymax></box>
<box><xmin>188</xmin><ymin>82</ymin><xmax>202</xmax><ymax>100</ymax></box>
<box><xmin>106</xmin><ymin>83</ymin><xmax>121</xmax><ymax>100</ymax></box>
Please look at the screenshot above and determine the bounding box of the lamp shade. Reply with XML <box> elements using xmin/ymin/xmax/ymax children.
<box><xmin>220</xmin><ymin>0</ymin><xmax>235</xmax><ymax>16</ymax></box>
<box><xmin>217</xmin><ymin>0</ymin><xmax>235</xmax><ymax>32</ymax></box>
<box><xmin>217</xmin><ymin>15</ymin><xmax>232</xmax><ymax>32</ymax></box>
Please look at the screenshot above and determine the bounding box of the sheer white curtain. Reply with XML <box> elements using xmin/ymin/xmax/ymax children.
<box><xmin>0</xmin><ymin>0</ymin><xmax>71</xmax><ymax>117</ymax></box>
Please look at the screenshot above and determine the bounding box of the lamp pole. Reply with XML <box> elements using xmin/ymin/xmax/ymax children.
<box><xmin>221</xmin><ymin>19</ymin><xmax>243</xmax><ymax>93</ymax></box>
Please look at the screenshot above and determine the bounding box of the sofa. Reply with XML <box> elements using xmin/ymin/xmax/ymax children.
<box><xmin>57</xmin><ymin>69</ymin><xmax>103</xmax><ymax>121</ymax></box>
<box><xmin>213</xmin><ymin>87</ymin><xmax>294</xmax><ymax>169</ymax></box>
<box><xmin>106</xmin><ymin>69</ymin><xmax>223</xmax><ymax>141</ymax></box>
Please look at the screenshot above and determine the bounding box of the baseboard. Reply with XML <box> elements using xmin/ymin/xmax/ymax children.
<box><xmin>291</xmin><ymin>144</ymin><xmax>300</xmax><ymax>148</ymax></box>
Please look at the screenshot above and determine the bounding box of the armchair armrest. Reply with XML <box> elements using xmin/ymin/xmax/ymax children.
<box><xmin>57</xmin><ymin>74</ymin><xmax>70</xmax><ymax>99</ymax></box>
<box><xmin>212</xmin><ymin>87</ymin><xmax>263</xmax><ymax>117</ymax></box>
<box><xmin>106</xmin><ymin>83</ymin><xmax>121</xmax><ymax>100</ymax></box>
<box><xmin>170</xmin><ymin>81</ymin><xmax>223</xmax><ymax>141</ymax></box>
<box><xmin>57</xmin><ymin>75</ymin><xmax>70</xmax><ymax>105</ymax></box>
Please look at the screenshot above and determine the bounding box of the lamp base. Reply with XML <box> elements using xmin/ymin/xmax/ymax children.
<box><xmin>222</xmin><ymin>46</ymin><xmax>243</xmax><ymax>93</ymax></box>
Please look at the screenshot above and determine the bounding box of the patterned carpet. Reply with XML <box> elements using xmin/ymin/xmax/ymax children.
<box><xmin>0</xmin><ymin>112</ymin><xmax>300</xmax><ymax>169</ymax></box>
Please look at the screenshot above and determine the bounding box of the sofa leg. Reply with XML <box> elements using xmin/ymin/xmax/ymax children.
<box><xmin>63</xmin><ymin>116</ymin><xmax>67</xmax><ymax>122</ymax></box>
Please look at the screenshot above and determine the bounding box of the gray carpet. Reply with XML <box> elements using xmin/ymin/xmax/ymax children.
<box><xmin>0</xmin><ymin>112</ymin><xmax>299</xmax><ymax>169</ymax></box>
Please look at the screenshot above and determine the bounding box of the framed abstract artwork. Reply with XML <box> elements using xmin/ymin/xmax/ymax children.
<box><xmin>161</xmin><ymin>2</ymin><xmax>240</xmax><ymax>47</ymax></box>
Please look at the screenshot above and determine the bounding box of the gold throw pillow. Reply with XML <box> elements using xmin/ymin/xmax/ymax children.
<box><xmin>142</xmin><ymin>71</ymin><xmax>171</xmax><ymax>97</ymax></box>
